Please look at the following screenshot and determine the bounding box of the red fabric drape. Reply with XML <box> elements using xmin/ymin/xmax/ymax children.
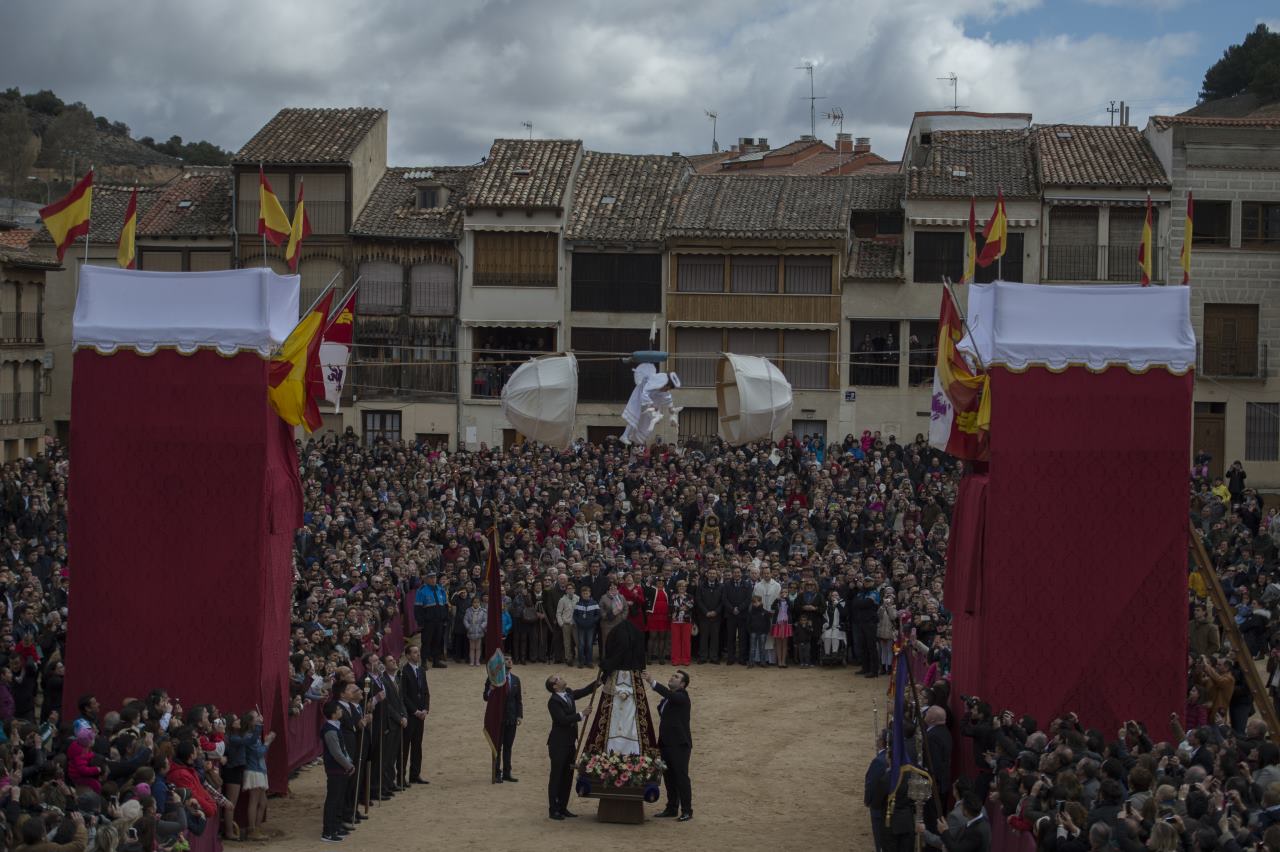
<box><xmin>948</xmin><ymin>365</ymin><xmax>1191</xmax><ymax>739</ymax></box>
<box><xmin>66</xmin><ymin>350</ymin><xmax>300</xmax><ymax>793</ymax></box>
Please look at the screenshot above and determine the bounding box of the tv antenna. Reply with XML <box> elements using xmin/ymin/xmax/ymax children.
<box><xmin>705</xmin><ymin>110</ymin><xmax>719</xmax><ymax>153</ymax></box>
<box><xmin>936</xmin><ymin>72</ymin><xmax>966</xmax><ymax>111</ymax></box>
<box><xmin>823</xmin><ymin>107</ymin><xmax>844</xmax><ymax>137</ymax></box>
<box><xmin>520</xmin><ymin>120</ymin><xmax>533</xmax><ymax>139</ymax></box>
<box><xmin>796</xmin><ymin>62</ymin><xmax>826</xmax><ymax>138</ymax></box>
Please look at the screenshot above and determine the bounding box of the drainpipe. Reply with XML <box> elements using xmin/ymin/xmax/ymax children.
<box><xmin>453</xmin><ymin>242</ymin><xmax>464</xmax><ymax>452</ymax></box>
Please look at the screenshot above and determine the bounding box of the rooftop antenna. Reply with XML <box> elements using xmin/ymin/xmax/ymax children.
<box><xmin>936</xmin><ymin>72</ymin><xmax>965</xmax><ymax>111</ymax></box>
<box><xmin>796</xmin><ymin>62</ymin><xmax>826</xmax><ymax>139</ymax></box>
<box><xmin>1106</xmin><ymin>100</ymin><xmax>1120</xmax><ymax>126</ymax></box>
<box><xmin>705</xmin><ymin>110</ymin><xmax>719</xmax><ymax>153</ymax></box>
<box><xmin>823</xmin><ymin>107</ymin><xmax>844</xmax><ymax>136</ymax></box>
<box><xmin>521</xmin><ymin>121</ymin><xmax>533</xmax><ymax>139</ymax></box>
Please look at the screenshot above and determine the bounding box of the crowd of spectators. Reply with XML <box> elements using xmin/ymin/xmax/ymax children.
<box><xmin>3</xmin><ymin>419</ymin><xmax>1279</xmax><ymax>850</ymax></box>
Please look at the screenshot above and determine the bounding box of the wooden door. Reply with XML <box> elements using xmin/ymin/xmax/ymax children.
<box><xmin>1193</xmin><ymin>413</ymin><xmax>1225</xmax><ymax>479</ymax></box>
<box><xmin>1203</xmin><ymin>304</ymin><xmax>1258</xmax><ymax>377</ymax></box>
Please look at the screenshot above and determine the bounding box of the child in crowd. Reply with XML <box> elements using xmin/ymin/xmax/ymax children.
<box><xmin>747</xmin><ymin>595</ymin><xmax>771</xmax><ymax>668</ymax></box>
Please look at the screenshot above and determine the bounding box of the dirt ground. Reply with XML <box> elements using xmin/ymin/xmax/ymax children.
<box><xmin>261</xmin><ymin>659</ymin><xmax>883</xmax><ymax>850</ymax></box>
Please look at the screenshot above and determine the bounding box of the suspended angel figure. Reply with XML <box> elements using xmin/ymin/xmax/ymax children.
<box><xmin>621</xmin><ymin>363</ymin><xmax>682</xmax><ymax>446</ymax></box>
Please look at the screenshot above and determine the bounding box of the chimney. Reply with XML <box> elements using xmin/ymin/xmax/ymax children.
<box><xmin>739</xmin><ymin>137</ymin><xmax>755</xmax><ymax>150</ymax></box>
<box><xmin>854</xmin><ymin>137</ymin><xmax>871</xmax><ymax>155</ymax></box>
<box><xmin>757</xmin><ymin>137</ymin><xmax>769</xmax><ymax>149</ymax></box>
<box><xmin>836</xmin><ymin>132</ymin><xmax>852</xmax><ymax>154</ymax></box>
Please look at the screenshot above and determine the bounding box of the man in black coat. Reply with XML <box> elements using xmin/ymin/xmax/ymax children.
<box><xmin>935</xmin><ymin>794</ymin><xmax>991</xmax><ymax>852</ymax></box>
<box><xmin>694</xmin><ymin>568</ymin><xmax>723</xmax><ymax>663</ymax></box>
<box><xmin>644</xmin><ymin>669</ymin><xmax>693</xmax><ymax>821</ymax></box>
<box><xmin>399</xmin><ymin>644</ymin><xmax>430</xmax><ymax>785</ymax></box>
<box><xmin>378</xmin><ymin>655</ymin><xmax>407</xmax><ymax>794</ymax></box>
<box><xmin>849</xmin><ymin>577</ymin><xmax>881</xmax><ymax>676</ymax></box>
<box><xmin>722</xmin><ymin>567</ymin><xmax>752</xmax><ymax>665</ymax></box>
<box><xmin>545</xmin><ymin>672</ymin><xmax>602</xmax><ymax>820</ymax></box>
<box><xmin>485</xmin><ymin>666</ymin><xmax>523</xmax><ymax>783</ymax></box>
<box><xmin>923</xmin><ymin>705</ymin><xmax>952</xmax><ymax>828</ymax></box>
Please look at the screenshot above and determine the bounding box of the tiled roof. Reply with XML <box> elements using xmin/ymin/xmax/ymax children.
<box><xmin>668</xmin><ymin>175</ymin><xmax>855</xmax><ymax>240</ymax></box>
<box><xmin>848</xmin><ymin>174</ymin><xmax>904</xmax><ymax>211</ymax></box>
<box><xmin>1149</xmin><ymin>115</ymin><xmax>1280</xmax><ymax>130</ymax></box>
<box><xmin>565</xmin><ymin>151</ymin><xmax>689</xmax><ymax>244</ymax></box>
<box><xmin>30</xmin><ymin>184</ymin><xmax>160</xmax><ymax>245</ymax></box>
<box><xmin>350</xmin><ymin>166</ymin><xmax>475</xmax><ymax>240</ymax></box>
<box><xmin>0</xmin><ymin>246</ymin><xmax>59</xmax><ymax>270</ymax></box>
<box><xmin>906</xmin><ymin>129</ymin><xmax>1038</xmax><ymax>199</ymax></box>
<box><xmin>779</xmin><ymin>151</ymin><xmax>890</xmax><ymax>176</ymax></box>
<box><xmin>137</xmin><ymin>170</ymin><xmax>232</xmax><ymax>238</ymax></box>
<box><xmin>468</xmin><ymin>139</ymin><xmax>581</xmax><ymax>209</ymax></box>
<box><xmin>234</xmin><ymin>108</ymin><xmax>386</xmax><ymax>164</ymax></box>
<box><xmin>1034</xmin><ymin>125</ymin><xmax>1168</xmax><ymax>188</ymax></box>
<box><xmin>846</xmin><ymin>239</ymin><xmax>902</xmax><ymax>281</ymax></box>
<box><xmin>0</xmin><ymin>229</ymin><xmax>34</xmax><ymax>251</ymax></box>
<box><xmin>858</xmin><ymin>162</ymin><xmax>902</xmax><ymax>175</ymax></box>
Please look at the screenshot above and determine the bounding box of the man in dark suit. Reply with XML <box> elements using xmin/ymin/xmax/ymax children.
<box><xmin>545</xmin><ymin>672</ymin><xmax>601</xmax><ymax>820</ymax></box>
<box><xmin>400</xmin><ymin>644</ymin><xmax>430</xmax><ymax>785</ymax></box>
<box><xmin>337</xmin><ymin>678</ymin><xmax>370</xmax><ymax>826</ymax></box>
<box><xmin>379</xmin><ymin>655</ymin><xmax>407</xmax><ymax>793</ymax></box>
<box><xmin>644</xmin><ymin>668</ymin><xmax>693</xmax><ymax>821</ymax></box>
<box><xmin>923</xmin><ymin>705</ymin><xmax>952</xmax><ymax>828</ymax></box>
<box><xmin>485</xmin><ymin>665</ymin><xmax>523</xmax><ymax>783</ymax></box>
<box><xmin>935</xmin><ymin>794</ymin><xmax>990</xmax><ymax>852</ymax></box>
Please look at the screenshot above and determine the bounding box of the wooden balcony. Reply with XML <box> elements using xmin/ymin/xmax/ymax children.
<box><xmin>666</xmin><ymin>291</ymin><xmax>840</xmax><ymax>325</ymax></box>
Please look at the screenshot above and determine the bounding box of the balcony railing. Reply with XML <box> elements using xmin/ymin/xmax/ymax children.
<box><xmin>0</xmin><ymin>392</ymin><xmax>40</xmax><ymax>424</ymax></box>
<box><xmin>355</xmin><ymin>361</ymin><xmax>455</xmax><ymax>397</ymax></box>
<box><xmin>0</xmin><ymin>313</ymin><xmax>42</xmax><ymax>344</ymax></box>
<box><xmin>1199</xmin><ymin>342</ymin><xmax>1268</xmax><ymax>379</ymax></box>
<box><xmin>849</xmin><ymin>357</ymin><xmax>900</xmax><ymax>388</ymax></box>
<box><xmin>1045</xmin><ymin>244</ymin><xmax>1101</xmax><ymax>281</ymax></box>
<box><xmin>472</xmin><ymin>361</ymin><xmax>521</xmax><ymax>399</ymax></box>
<box><xmin>236</xmin><ymin>199</ymin><xmax>346</xmax><ymax>236</ymax></box>
<box><xmin>1107</xmin><ymin>243</ymin><xmax>1159</xmax><ymax>283</ymax></box>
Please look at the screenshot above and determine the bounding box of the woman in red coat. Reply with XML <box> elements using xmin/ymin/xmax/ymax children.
<box><xmin>644</xmin><ymin>574</ymin><xmax>671</xmax><ymax>663</ymax></box>
<box><xmin>620</xmin><ymin>573</ymin><xmax>646</xmax><ymax>633</ymax></box>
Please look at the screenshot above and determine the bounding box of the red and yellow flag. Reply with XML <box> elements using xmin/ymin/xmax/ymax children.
<box><xmin>929</xmin><ymin>287</ymin><xmax>990</xmax><ymax>460</ymax></box>
<box><xmin>257</xmin><ymin>166</ymin><xmax>291</xmax><ymax>247</ymax></box>
<box><xmin>961</xmin><ymin>196</ymin><xmax>977</xmax><ymax>284</ymax></box>
<box><xmin>1138</xmin><ymin>193</ymin><xmax>1154</xmax><ymax>286</ymax></box>
<box><xmin>267</xmin><ymin>289</ymin><xmax>334</xmax><ymax>433</ymax></box>
<box><xmin>285</xmin><ymin>177</ymin><xmax>312</xmax><ymax>272</ymax></box>
<box><xmin>117</xmin><ymin>187</ymin><xmax>138</xmax><ymax>270</ymax></box>
<box><xmin>976</xmin><ymin>190</ymin><xmax>1007</xmax><ymax>269</ymax></box>
<box><xmin>39</xmin><ymin>170</ymin><xmax>93</xmax><ymax>262</ymax></box>
<box><xmin>1180</xmin><ymin>191</ymin><xmax>1193</xmax><ymax>285</ymax></box>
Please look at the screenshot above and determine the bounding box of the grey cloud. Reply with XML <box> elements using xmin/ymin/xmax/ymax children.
<box><xmin>3</xmin><ymin>0</ymin><xmax>1199</xmax><ymax>168</ymax></box>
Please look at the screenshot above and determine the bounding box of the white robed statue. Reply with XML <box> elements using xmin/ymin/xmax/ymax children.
<box><xmin>621</xmin><ymin>363</ymin><xmax>681</xmax><ymax>446</ymax></box>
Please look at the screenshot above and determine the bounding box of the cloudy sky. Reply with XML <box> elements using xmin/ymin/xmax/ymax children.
<box><xmin>3</xmin><ymin>0</ymin><xmax>1275</xmax><ymax>166</ymax></box>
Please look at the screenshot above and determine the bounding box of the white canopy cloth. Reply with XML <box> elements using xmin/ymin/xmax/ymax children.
<box><xmin>716</xmin><ymin>353</ymin><xmax>794</xmax><ymax>444</ymax></box>
<box><xmin>621</xmin><ymin>363</ymin><xmax>681</xmax><ymax>446</ymax></box>
<box><xmin>73</xmin><ymin>266</ymin><xmax>300</xmax><ymax>356</ymax></box>
<box><xmin>958</xmin><ymin>282</ymin><xmax>1196</xmax><ymax>373</ymax></box>
<box><xmin>500</xmin><ymin>353</ymin><xmax>578</xmax><ymax>448</ymax></box>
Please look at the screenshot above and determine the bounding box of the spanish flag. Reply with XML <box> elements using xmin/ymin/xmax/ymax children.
<box><xmin>267</xmin><ymin>289</ymin><xmax>334</xmax><ymax>433</ymax></box>
<box><xmin>961</xmin><ymin>196</ymin><xmax>977</xmax><ymax>284</ymax></box>
<box><xmin>975</xmin><ymin>190</ymin><xmax>1007</xmax><ymax>269</ymax></box>
<box><xmin>285</xmin><ymin>177</ymin><xmax>311</xmax><ymax>272</ymax></box>
<box><xmin>1138</xmin><ymin>193</ymin><xmax>1153</xmax><ymax>286</ymax></box>
<box><xmin>117</xmin><ymin>187</ymin><xmax>138</xmax><ymax>270</ymax></box>
<box><xmin>257</xmin><ymin>166</ymin><xmax>291</xmax><ymax>247</ymax></box>
<box><xmin>1180</xmin><ymin>191</ymin><xmax>1193</xmax><ymax>285</ymax></box>
<box><xmin>39</xmin><ymin>169</ymin><xmax>93</xmax><ymax>262</ymax></box>
<box><xmin>929</xmin><ymin>286</ymin><xmax>990</xmax><ymax>460</ymax></box>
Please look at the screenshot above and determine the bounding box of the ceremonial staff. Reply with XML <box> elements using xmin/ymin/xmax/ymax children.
<box><xmin>350</xmin><ymin>676</ymin><xmax>372</xmax><ymax>823</ymax></box>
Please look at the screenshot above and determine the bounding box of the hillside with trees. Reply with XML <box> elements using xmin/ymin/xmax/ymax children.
<box><xmin>0</xmin><ymin>87</ymin><xmax>232</xmax><ymax>212</ymax></box>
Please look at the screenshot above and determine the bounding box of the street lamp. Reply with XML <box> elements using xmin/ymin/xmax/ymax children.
<box><xmin>26</xmin><ymin>176</ymin><xmax>50</xmax><ymax>205</ymax></box>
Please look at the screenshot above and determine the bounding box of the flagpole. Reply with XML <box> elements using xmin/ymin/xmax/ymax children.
<box><xmin>940</xmin><ymin>276</ymin><xmax>988</xmax><ymax>374</ymax></box>
<box><xmin>901</xmin><ymin>650</ymin><xmax>947</xmax><ymax>832</ymax></box>
<box><xmin>83</xmin><ymin>165</ymin><xmax>94</xmax><ymax>268</ymax></box>
<box><xmin>322</xmin><ymin>277</ymin><xmax>364</xmax><ymax>332</ymax></box>
<box><xmin>261</xmin><ymin>162</ymin><xmax>267</xmax><ymax>269</ymax></box>
<box><xmin>302</xmin><ymin>270</ymin><xmax>346</xmax><ymax>318</ymax></box>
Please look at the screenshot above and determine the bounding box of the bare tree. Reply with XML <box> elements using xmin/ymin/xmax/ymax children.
<box><xmin>0</xmin><ymin>107</ymin><xmax>40</xmax><ymax>219</ymax></box>
<box><xmin>39</xmin><ymin>105</ymin><xmax>95</xmax><ymax>181</ymax></box>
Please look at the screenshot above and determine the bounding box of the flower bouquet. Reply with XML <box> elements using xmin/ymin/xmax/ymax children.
<box><xmin>576</xmin><ymin>750</ymin><xmax>665</xmax><ymax>801</ymax></box>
